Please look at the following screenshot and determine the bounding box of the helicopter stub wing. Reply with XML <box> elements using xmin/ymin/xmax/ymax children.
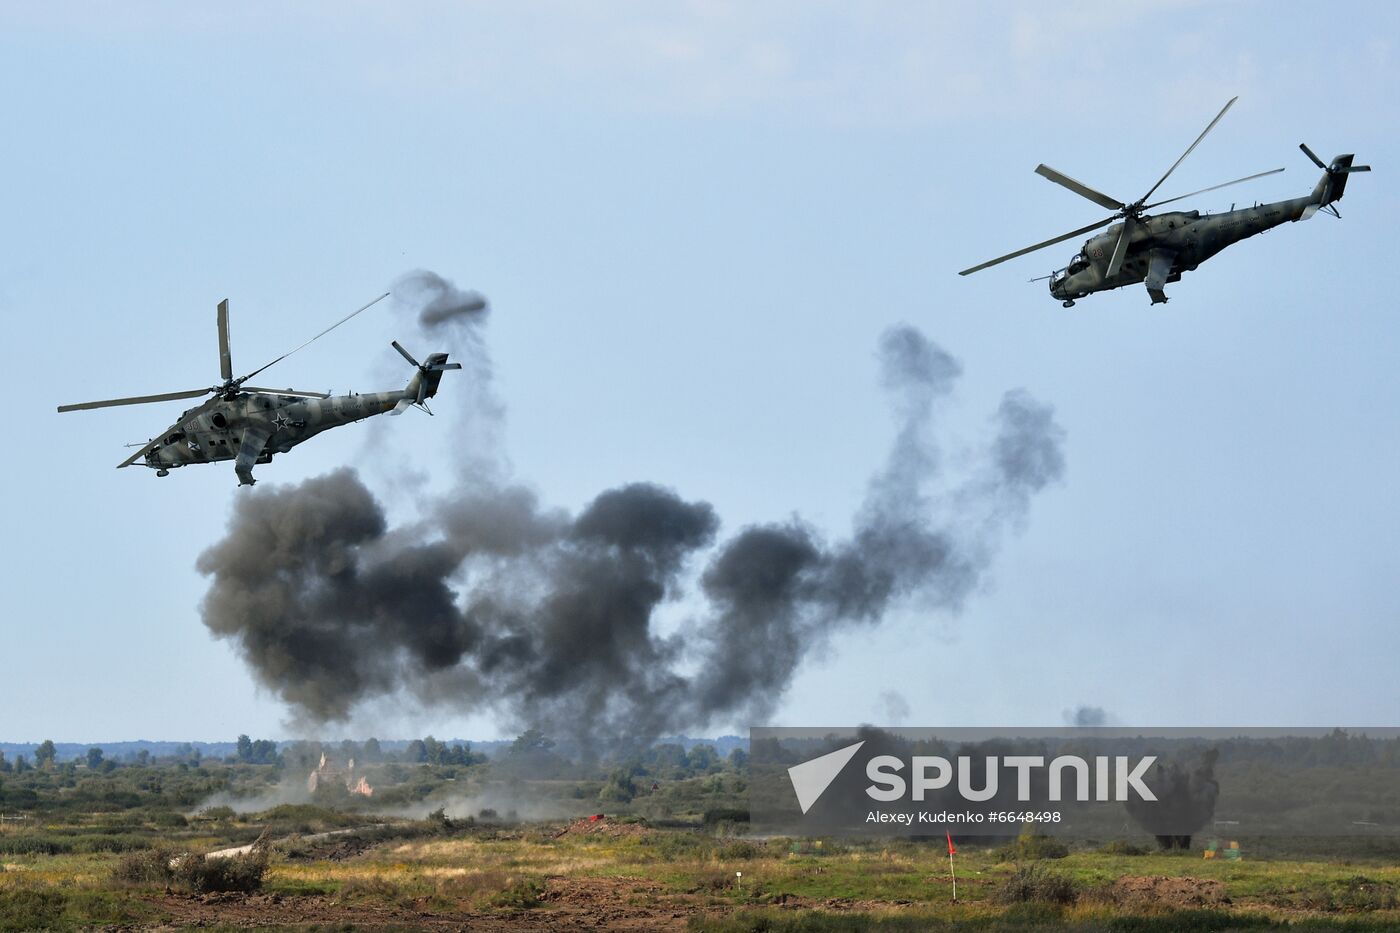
<box><xmin>235</xmin><ymin>425</ymin><xmax>273</xmax><ymax>486</ymax></box>
<box><xmin>1145</xmin><ymin>248</ymin><xmax>1177</xmax><ymax>304</ymax></box>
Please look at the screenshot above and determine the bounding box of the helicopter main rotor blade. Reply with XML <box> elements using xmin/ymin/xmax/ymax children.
<box><xmin>391</xmin><ymin>340</ymin><xmax>421</xmax><ymax>368</ymax></box>
<box><xmin>235</xmin><ymin>291</ymin><xmax>390</xmax><ymax>385</ymax></box>
<box><xmin>1142</xmin><ymin>167</ymin><xmax>1286</xmax><ymax>210</ymax></box>
<box><xmin>1105</xmin><ymin>216</ymin><xmax>1135</xmax><ymax>279</ymax></box>
<box><xmin>1140</xmin><ymin>96</ymin><xmax>1238</xmax><ymax>204</ymax></box>
<box><xmin>1035</xmin><ymin>164</ymin><xmax>1125</xmax><ymax>211</ymax></box>
<box><xmin>58</xmin><ymin>387</ymin><xmax>211</xmax><ymax>414</ymax></box>
<box><xmin>217</xmin><ymin>299</ymin><xmax>233</xmax><ymax>382</ymax></box>
<box><xmin>241</xmin><ymin>387</ymin><xmax>331</xmax><ymax>399</ymax></box>
<box><xmin>1299</xmin><ymin>143</ymin><xmax>1327</xmax><ymax>171</ymax></box>
<box><xmin>958</xmin><ymin>215</ymin><xmax>1117</xmax><ymax>276</ymax></box>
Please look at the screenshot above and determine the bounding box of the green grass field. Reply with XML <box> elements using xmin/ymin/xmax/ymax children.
<box><xmin>1</xmin><ymin>745</ymin><xmax>1396</xmax><ymax>930</ymax></box>
<box><xmin>3</xmin><ymin>808</ymin><xmax>1398</xmax><ymax>930</ymax></box>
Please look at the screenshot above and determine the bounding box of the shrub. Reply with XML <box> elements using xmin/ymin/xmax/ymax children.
<box><xmin>427</xmin><ymin>806</ymin><xmax>454</xmax><ymax>831</ymax></box>
<box><xmin>702</xmin><ymin>807</ymin><xmax>750</xmax><ymax>826</ymax></box>
<box><xmin>716</xmin><ymin>840</ymin><xmax>760</xmax><ymax>860</ymax></box>
<box><xmin>993</xmin><ymin>830</ymin><xmax>1069</xmax><ymax>861</ymax></box>
<box><xmin>642</xmin><ymin>831</ymin><xmax>709</xmax><ymax>861</ymax></box>
<box><xmin>995</xmin><ymin>863</ymin><xmax>1077</xmax><ymax>905</ymax></box>
<box><xmin>173</xmin><ymin>849</ymin><xmax>268</xmax><ymax>894</ymax></box>
<box><xmin>73</xmin><ymin>833</ymin><xmax>150</xmax><ymax>854</ymax></box>
<box><xmin>0</xmin><ymin>835</ymin><xmax>74</xmax><ymax>856</ymax></box>
<box><xmin>112</xmin><ymin>849</ymin><xmax>177</xmax><ymax>885</ymax></box>
<box><xmin>0</xmin><ymin>888</ymin><xmax>68</xmax><ymax>930</ymax></box>
<box><xmin>490</xmin><ymin>877</ymin><xmax>545</xmax><ymax>909</ymax></box>
<box><xmin>253</xmin><ymin>803</ymin><xmax>353</xmax><ymax>830</ymax></box>
<box><xmin>1100</xmin><ymin>839</ymin><xmax>1150</xmax><ymax>856</ymax></box>
<box><xmin>113</xmin><ymin>848</ymin><xmax>268</xmax><ymax>894</ymax></box>
<box><xmin>689</xmin><ymin>870</ymin><xmax>736</xmax><ymax>894</ymax></box>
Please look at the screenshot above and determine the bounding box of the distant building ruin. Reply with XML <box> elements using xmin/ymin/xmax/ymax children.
<box><xmin>307</xmin><ymin>752</ymin><xmax>373</xmax><ymax>797</ymax></box>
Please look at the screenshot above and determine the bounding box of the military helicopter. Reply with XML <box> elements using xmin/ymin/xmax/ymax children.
<box><xmin>959</xmin><ymin>97</ymin><xmax>1369</xmax><ymax>305</ymax></box>
<box><xmin>57</xmin><ymin>294</ymin><xmax>461</xmax><ymax>486</ymax></box>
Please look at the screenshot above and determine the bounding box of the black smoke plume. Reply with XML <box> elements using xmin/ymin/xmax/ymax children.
<box><xmin>198</xmin><ymin>273</ymin><xmax>1066</xmax><ymax>744</ymax></box>
<box><xmin>1124</xmin><ymin>749</ymin><xmax>1220</xmax><ymax>849</ymax></box>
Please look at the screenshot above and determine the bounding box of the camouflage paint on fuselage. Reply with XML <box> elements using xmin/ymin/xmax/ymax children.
<box><xmin>145</xmin><ymin>390</ymin><xmax>401</xmax><ymax>468</ymax></box>
<box><xmin>1050</xmin><ymin>155</ymin><xmax>1359</xmax><ymax>304</ymax></box>
<box><xmin>1050</xmin><ymin>196</ymin><xmax>1314</xmax><ymax>302</ymax></box>
<box><xmin>135</xmin><ymin>352</ymin><xmax>449</xmax><ymax>485</ymax></box>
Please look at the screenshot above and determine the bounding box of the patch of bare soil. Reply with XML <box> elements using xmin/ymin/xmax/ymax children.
<box><xmin>1102</xmin><ymin>874</ymin><xmax>1230</xmax><ymax>908</ymax></box>
<box><xmin>536</xmin><ymin>875</ymin><xmax>703</xmax><ymax>929</ymax></box>
<box><xmin>552</xmin><ymin>815</ymin><xmax>652</xmax><ymax>839</ymax></box>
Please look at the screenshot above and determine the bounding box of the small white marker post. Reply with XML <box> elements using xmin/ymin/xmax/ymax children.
<box><xmin>735</xmin><ymin>870</ymin><xmax>743</xmax><ymax>890</ymax></box>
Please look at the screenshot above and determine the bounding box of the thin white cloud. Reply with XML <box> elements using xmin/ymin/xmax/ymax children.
<box><xmin>6</xmin><ymin>2</ymin><xmax>1395</xmax><ymax>126</ymax></box>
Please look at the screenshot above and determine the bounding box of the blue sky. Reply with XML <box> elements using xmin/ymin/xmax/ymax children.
<box><xmin>2</xmin><ymin>2</ymin><xmax>1397</xmax><ymax>743</ymax></box>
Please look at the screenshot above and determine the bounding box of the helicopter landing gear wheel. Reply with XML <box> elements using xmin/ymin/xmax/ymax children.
<box><xmin>156</xmin><ymin>469</ymin><xmax>170</xmax><ymax>477</ymax></box>
<box><xmin>1062</xmin><ymin>299</ymin><xmax>1075</xmax><ymax>308</ymax></box>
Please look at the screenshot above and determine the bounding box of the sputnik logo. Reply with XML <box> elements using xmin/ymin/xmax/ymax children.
<box><xmin>787</xmin><ymin>741</ymin><xmax>865</xmax><ymax>814</ymax></box>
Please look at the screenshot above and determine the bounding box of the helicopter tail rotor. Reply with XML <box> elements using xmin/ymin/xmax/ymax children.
<box><xmin>391</xmin><ymin>341</ymin><xmax>462</xmax><ymax>414</ymax></box>
<box><xmin>1303</xmin><ymin>149</ymin><xmax>1370</xmax><ymax>217</ymax></box>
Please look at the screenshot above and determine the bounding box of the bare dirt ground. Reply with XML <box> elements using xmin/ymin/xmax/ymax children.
<box><xmin>551</xmin><ymin>815</ymin><xmax>653</xmax><ymax>839</ymax></box>
<box><xmin>1101</xmin><ymin>874</ymin><xmax>1229</xmax><ymax>908</ymax></box>
<box><xmin>142</xmin><ymin>875</ymin><xmax>713</xmax><ymax>931</ymax></box>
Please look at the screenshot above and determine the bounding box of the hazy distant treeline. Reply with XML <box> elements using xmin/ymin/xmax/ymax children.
<box><xmin>0</xmin><ymin>734</ymin><xmax>748</xmax><ymax>767</ymax></box>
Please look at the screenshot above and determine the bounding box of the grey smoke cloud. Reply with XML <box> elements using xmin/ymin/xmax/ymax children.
<box><xmin>1065</xmin><ymin>705</ymin><xmax>1110</xmax><ymax>727</ymax></box>
<box><xmin>395</xmin><ymin>269</ymin><xmax>490</xmax><ymax>328</ymax></box>
<box><xmin>877</xmin><ymin>691</ymin><xmax>912</xmax><ymax>724</ymax></box>
<box><xmin>197</xmin><ymin>273</ymin><xmax>1066</xmax><ymax>744</ymax></box>
<box><xmin>390</xmin><ymin>268</ymin><xmax>503</xmax><ymax>464</ymax></box>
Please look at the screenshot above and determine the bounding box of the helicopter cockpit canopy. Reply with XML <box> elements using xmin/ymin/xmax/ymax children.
<box><xmin>1067</xmin><ymin>252</ymin><xmax>1090</xmax><ymax>275</ymax></box>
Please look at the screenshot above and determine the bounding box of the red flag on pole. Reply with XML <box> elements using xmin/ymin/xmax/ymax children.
<box><xmin>946</xmin><ymin>831</ymin><xmax>958</xmax><ymax>901</ymax></box>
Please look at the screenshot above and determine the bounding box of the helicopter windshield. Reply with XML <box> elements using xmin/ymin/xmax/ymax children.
<box><xmin>1067</xmin><ymin>252</ymin><xmax>1089</xmax><ymax>274</ymax></box>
